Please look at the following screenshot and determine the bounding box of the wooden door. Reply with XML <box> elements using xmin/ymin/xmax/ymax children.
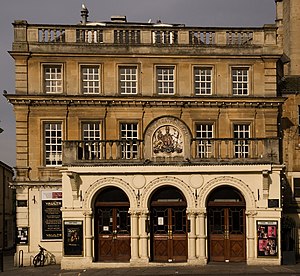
<box><xmin>96</xmin><ymin>206</ymin><xmax>130</xmax><ymax>262</ymax></box>
<box><xmin>151</xmin><ymin>206</ymin><xmax>187</xmax><ymax>262</ymax></box>
<box><xmin>209</xmin><ymin>206</ymin><xmax>245</xmax><ymax>262</ymax></box>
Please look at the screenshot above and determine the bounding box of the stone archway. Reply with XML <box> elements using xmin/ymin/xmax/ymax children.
<box><xmin>83</xmin><ymin>177</ymin><xmax>138</xmax><ymax>210</ymax></box>
<box><xmin>206</xmin><ymin>185</ymin><xmax>246</xmax><ymax>262</ymax></box>
<box><xmin>197</xmin><ymin>176</ymin><xmax>256</xmax><ymax>209</ymax></box>
<box><xmin>197</xmin><ymin>176</ymin><xmax>257</xmax><ymax>264</ymax></box>
<box><xmin>140</xmin><ymin>176</ymin><xmax>195</xmax><ymax>210</ymax></box>
<box><xmin>94</xmin><ymin>186</ymin><xmax>131</xmax><ymax>262</ymax></box>
<box><xmin>149</xmin><ymin>185</ymin><xmax>188</xmax><ymax>262</ymax></box>
<box><xmin>82</xmin><ymin>177</ymin><xmax>138</xmax><ymax>262</ymax></box>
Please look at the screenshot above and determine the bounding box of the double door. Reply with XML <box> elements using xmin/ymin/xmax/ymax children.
<box><xmin>208</xmin><ymin>206</ymin><xmax>245</xmax><ymax>262</ymax></box>
<box><xmin>95</xmin><ymin>206</ymin><xmax>130</xmax><ymax>262</ymax></box>
<box><xmin>151</xmin><ymin>206</ymin><xmax>187</xmax><ymax>262</ymax></box>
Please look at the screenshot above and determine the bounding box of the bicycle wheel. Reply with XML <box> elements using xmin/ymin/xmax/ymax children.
<box><xmin>40</xmin><ymin>253</ymin><xmax>45</xmax><ymax>266</ymax></box>
<box><xmin>33</xmin><ymin>254</ymin><xmax>42</xmax><ymax>267</ymax></box>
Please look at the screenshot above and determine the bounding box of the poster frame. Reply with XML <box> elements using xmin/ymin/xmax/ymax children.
<box><xmin>63</xmin><ymin>220</ymin><xmax>83</xmax><ymax>256</ymax></box>
<box><xmin>257</xmin><ymin>220</ymin><xmax>278</xmax><ymax>258</ymax></box>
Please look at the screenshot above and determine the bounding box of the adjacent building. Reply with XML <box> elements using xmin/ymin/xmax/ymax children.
<box><xmin>277</xmin><ymin>0</ymin><xmax>300</xmax><ymax>254</ymax></box>
<box><xmin>6</xmin><ymin>2</ymin><xmax>292</xmax><ymax>268</ymax></box>
<box><xmin>0</xmin><ymin>161</ymin><xmax>15</xmax><ymax>252</ymax></box>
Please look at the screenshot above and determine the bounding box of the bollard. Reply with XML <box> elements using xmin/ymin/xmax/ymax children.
<box><xmin>18</xmin><ymin>250</ymin><xmax>23</xmax><ymax>267</ymax></box>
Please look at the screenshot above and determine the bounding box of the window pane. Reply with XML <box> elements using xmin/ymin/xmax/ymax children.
<box><xmin>81</xmin><ymin>66</ymin><xmax>100</xmax><ymax>94</ymax></box>
<box><xmin>82</xmin><ymin>122</ymin><xmax>101</xmax><ymax>159</ymax></box>
<box><xmin>44</xmin><ymin>65</ymin><xmax>62</xmax><ymax>93</ymax></box>
<box><xmin>234</xmin><ymin>124</ymin><xmax>250</xmax><ymax>158</ymax></box>
<box><xmin>44</xmin><ymin>123</ymin><xmax>62</xmax><ymax>166</ymax></box>
<box><xmin>194</xmin><ymin>67</ymin><xmax>212</xmax><ymax>95</ymax></box>
<box><xmin>196</xmin><ymin>124</ymin><xmax>213</xmax><ymax>158</ymax></box>
<box><xmin>232</xmin><ymin>68</ymin><xmax>249</xmax><ymax>95</ymax></box>
<box><xmin>157</xmin><ymin>67</ymin><xmax>175</xmax><ymax>95</ymax></box>
<box><xmin>119</xmin><ymin>66</ymin><xmax>138</xmax><ymax>95</ymax></box>
<box><xmin>120</xmin><ymin>123</ymin><xmax>138</xmax><ymax>159</ymax></box>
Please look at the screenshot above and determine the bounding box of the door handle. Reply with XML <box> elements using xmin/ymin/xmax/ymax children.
<box><xmin>113</xmin><ymin>229</ymin><xmax>117</xmax><ymax>239</ymax></box>
<box><xmin>224</xmin><ymin>230</ymin><xmax>229</xmax><ymax>239</ymax></box>
<box><xmin>168</xmin><ymin>229</ymin><xmax>173</xmax><ymax>239</ymax></box>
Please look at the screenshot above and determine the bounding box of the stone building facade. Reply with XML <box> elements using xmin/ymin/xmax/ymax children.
<box><xmin>6</xmin><ymin>2</ymin><xmax>292</xmax><ymax>268</ymax></box>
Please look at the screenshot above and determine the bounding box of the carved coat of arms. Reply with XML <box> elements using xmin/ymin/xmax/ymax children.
<box><xmin>153</xmin><ymin>125</ymin><xmax>183</xmax><ymax>154</ymax></box>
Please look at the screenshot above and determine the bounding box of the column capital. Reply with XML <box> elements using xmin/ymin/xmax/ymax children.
<box><xmin>198</xmin><ymin>209</ymin><xmax>207</xmax><ymax>217</ymax></box>
<box><xmin>83</xmin><ymin>209</ymin><xmax>93</xmax><ymax>217</ymax></box>
<box><xmin>137</xmin><ymin>208</ymin><xmax>149</xmax><ymax>217</ymax></box>
<box><xmin>186</xmin><ymin>208</ymin><xmax>197</xmax><ymax>217</ymax></box>
<box><xmin>129</xmin><ymin>208</ymin><xmax>144</xmax><ymax>216</ymax></box>
<box><xmin>245</xmin><ymin>210</ymin><xmax>258</xmax><ymax>218</ymax></box>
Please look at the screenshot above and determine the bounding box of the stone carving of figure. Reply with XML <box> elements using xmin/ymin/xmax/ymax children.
<box><xmin>153</xmin><ymin>125</ymin><xmax>183</xmax><ymax>154</ymax></box>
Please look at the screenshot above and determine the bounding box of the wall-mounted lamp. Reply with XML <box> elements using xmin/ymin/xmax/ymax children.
<box><xmin>32</xmin><ymin>195</ymin><xmax>36</xmax><ymax>204</ymax></box>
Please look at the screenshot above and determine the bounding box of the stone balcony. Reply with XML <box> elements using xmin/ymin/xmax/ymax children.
<box><xmin>62</xmin><ymin>137</ymin><xmax>280</xmax><ymax>166</ymax></box>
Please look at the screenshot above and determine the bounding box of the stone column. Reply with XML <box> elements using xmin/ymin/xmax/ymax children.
<box><xmin>139</xmin><ymin>210</ymin><xmax>149</xmax><ymax>262</ymax></box>
<box><xmin>198</xmin><ymin>210</ymin><xmax>207</xmax><ymax>264</ymax></box>
<box><xmin>245</xmin><ymin>210</ymin><xmax>257</xmax><ymax>263</ymax></box>
<box><xmin>187</xmin><ymin>210</ymin><xmax>197</xmax><ymax>263</ymax></box>
<box><xmin>129</xmin><ymin>210</ymin><xmax>139</xmax><ymax>262</ymax></box>
<box><xmin>84</xmin><ymin>210</ymin><xmax>93</xmax><ymax>258</ymax></box>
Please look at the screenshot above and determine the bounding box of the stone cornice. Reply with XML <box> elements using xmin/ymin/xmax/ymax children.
<box><xmin>5</xmin><ymin>94</ymin><xmax>285</xmax><ymax>108</ymax></box>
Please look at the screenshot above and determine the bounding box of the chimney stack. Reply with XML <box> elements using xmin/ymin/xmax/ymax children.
<box><xmin>81</xmin><ymin>4</ymin><xmax>89</xmax><ymax>25</ymax></box>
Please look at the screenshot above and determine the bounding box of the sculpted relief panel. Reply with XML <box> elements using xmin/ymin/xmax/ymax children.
<box><xmin>144</xmin><ymin>116</ymin><xmax>191</xmax><ymax>160</ymax></box>
<box><xmin>153</xmin><ymin>125</ymin><xmax>183</xmax><ymax>156</ymax></box>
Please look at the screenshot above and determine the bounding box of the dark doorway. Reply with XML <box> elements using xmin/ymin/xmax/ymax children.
<box><xmin>150</xmin><ymin>186</ymin><xmax>187</xmax><ymax>262</ymax></box>
<box><xmin>94</xmin><ymin>187</ymin><xmax>130</xmax><ymax>262</ymax></box>
<box><xmin>207</xmin><ymin>186</ymin><xmax>246</xmax><ymax>262</ymax></box>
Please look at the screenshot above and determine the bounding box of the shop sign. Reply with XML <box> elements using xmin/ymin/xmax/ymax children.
<box><xmin>257</xmin><ymin>221</ymin><xmax>278</xmax><ymax>257</ymax></box>
<box><xmin>64</xmin><ymin>221</ymin><xmax>83</xmax><ymax>256</ymax></box>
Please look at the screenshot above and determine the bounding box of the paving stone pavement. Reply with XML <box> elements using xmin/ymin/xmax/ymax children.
<box><xmin>2</xmin><ymin>254</ymin><xmax>300</xmax><ymax>275</ymax></box>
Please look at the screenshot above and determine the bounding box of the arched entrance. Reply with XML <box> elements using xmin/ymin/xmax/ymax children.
<box><xmin>150</xmin><ymin>186</ymin><xmax>187</xmax><ymax>262</ymax></box>
<box><xmin>94</xmin><ymin>186</ymin><xmax>130</xmax><ymax>262</ymax></box>
<box><xmin>207</xmin><ymin>186</ymin><xmax>246</xmax><ymax>262</ymax></box>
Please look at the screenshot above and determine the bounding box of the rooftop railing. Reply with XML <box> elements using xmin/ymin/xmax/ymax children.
<box><xmin>13</xmin><ymin>21</ymin><xmax>278</xmax><ymax>49</ymax></box>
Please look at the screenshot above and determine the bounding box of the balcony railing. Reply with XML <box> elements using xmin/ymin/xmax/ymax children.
<box><xmin>13</xmin><ymin>21</ymin><xmax>278</xmax><ymax>49</ymax></box>
<box><xmin>63</xmin><ymin>137</ymin><xmax>280</xmax><ymax>165</ymax></box>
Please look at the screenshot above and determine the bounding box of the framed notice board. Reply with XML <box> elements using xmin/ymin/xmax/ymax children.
<box><xmin>257</xmin><ymin>221</ymin><xmax>278</xmax><ymax>257</ymax></box>
<box><xmin>41</xmin><ymin>191</ymin><xmax>62</xmax><ymax>240</ymax></box>
<box><xmin>64</xmin><ymin>221</ymin><xmax>83</xmax><ymax>256</ymax></box>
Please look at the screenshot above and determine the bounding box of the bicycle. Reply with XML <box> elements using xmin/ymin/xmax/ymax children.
<box><xmin>33</xmin><ymin>244</ymin><xmax>46</xmax><ymax>267</ymax></box>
